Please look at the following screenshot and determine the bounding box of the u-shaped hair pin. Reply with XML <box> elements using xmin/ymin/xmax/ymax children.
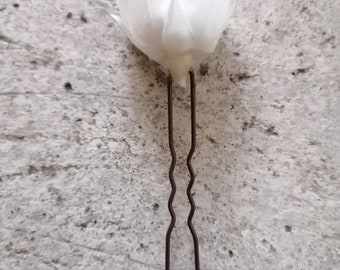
<box><xmin>113</xmin><ymin>2</ymin><xmax>236</xmax><ymax>269</ymax></box>
<box><xmin>165</xmin><ymin>71</ymin><xmax>200</xmax><ymax>270</ymax></box>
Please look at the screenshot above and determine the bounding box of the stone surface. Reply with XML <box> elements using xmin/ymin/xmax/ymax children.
<box><xmin>0</xmin><ymin>0</ymin><xmax>339</xmax><ymax>269</ymax></box>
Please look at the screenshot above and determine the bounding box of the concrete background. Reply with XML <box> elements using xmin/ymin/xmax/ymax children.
<box><xmin>0</xmin><ymin>0</ymin><xmax>339</xmax><ymax>269</ymax></box>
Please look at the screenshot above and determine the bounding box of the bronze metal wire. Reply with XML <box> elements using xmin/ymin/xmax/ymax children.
<box><xmin>165</xmin><ymin>71</ymin><xmax>200</xmax><ymax>270</ymax></box>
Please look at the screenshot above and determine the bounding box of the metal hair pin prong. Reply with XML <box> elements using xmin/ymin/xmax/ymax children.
<box><xmin>165</xmin><ymin>71</ymin><xmax>200</xmax><ymax>270</ymax></box>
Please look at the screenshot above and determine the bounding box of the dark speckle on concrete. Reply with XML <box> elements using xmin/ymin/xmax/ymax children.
<box><xmin>208</xmin><ymin>136</ymin><xmax>218</xmax><ymax>145</ymax></box>
<box><xmin>285</xmin><ymin>225</ymin><xmax>292</xmax><ymax>232</ymax></box>
<box><xmin>230</xmin><ymin>72</ymin><xmax>255</xmax><ymax>83</ymax></box>
<box><xmin>64</xmin><ymin>82</ymin><xmax>73</xmax><ymax>91</ymax></box>
<box><xmin>28</xmin><ymin>165</ymin><xmax>39</xmax><ymax>175</ymax></box>
<box><xmin>80</xmin><ymin>13</ymin><xmax>88</xmax><ymax>23</ymax></box>
<box><xmin>0</xmin><ymin>33</ymin><xmax>14</xmax><ymax>43</ymax></box>
<box><xmin>265</xmin><ymin>126</ymin><xmax>279</xmax><ymax>136</ymax></box>
<box><xmin>153</xmin><ymin>203</ymin><xmax>159</xmax><ymax>212</ymax></box>
<box><xmin>199</xmin><ymin>63</ymin><xmax>209</xmax><ymax>76</ymax></box>
<box><xmin>228</xmin><ymin>250</ymin><xmax>234</xmax><ymax>258</ymax></box>
<box><xmin>292</xmin><ymin>68</ymin><xmax>310</xmax><ymax>76</ymax></box>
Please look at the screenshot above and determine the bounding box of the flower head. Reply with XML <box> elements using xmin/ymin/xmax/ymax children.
<box><xmin>116</xmin><ymin>0</ymin><xmax>235</xmax><ymax>86</ymax></box>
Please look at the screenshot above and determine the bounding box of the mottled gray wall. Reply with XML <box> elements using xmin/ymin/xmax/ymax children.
<box><xmin>0</xmin><ymin>0</ymin><xmax>339</xmax><ymax>269</ymax></box>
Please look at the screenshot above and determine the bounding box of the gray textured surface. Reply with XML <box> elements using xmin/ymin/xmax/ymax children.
<box><xmin>0</xmin><ymin>0</ymin><xmax>339</xmax><ymax>269</ymax></box>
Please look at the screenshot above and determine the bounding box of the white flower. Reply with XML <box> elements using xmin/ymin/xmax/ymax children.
<box><xmin>115</xmin><ymin>0</ymin><xmax>235</xmax><ymax>87</ymax></box>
